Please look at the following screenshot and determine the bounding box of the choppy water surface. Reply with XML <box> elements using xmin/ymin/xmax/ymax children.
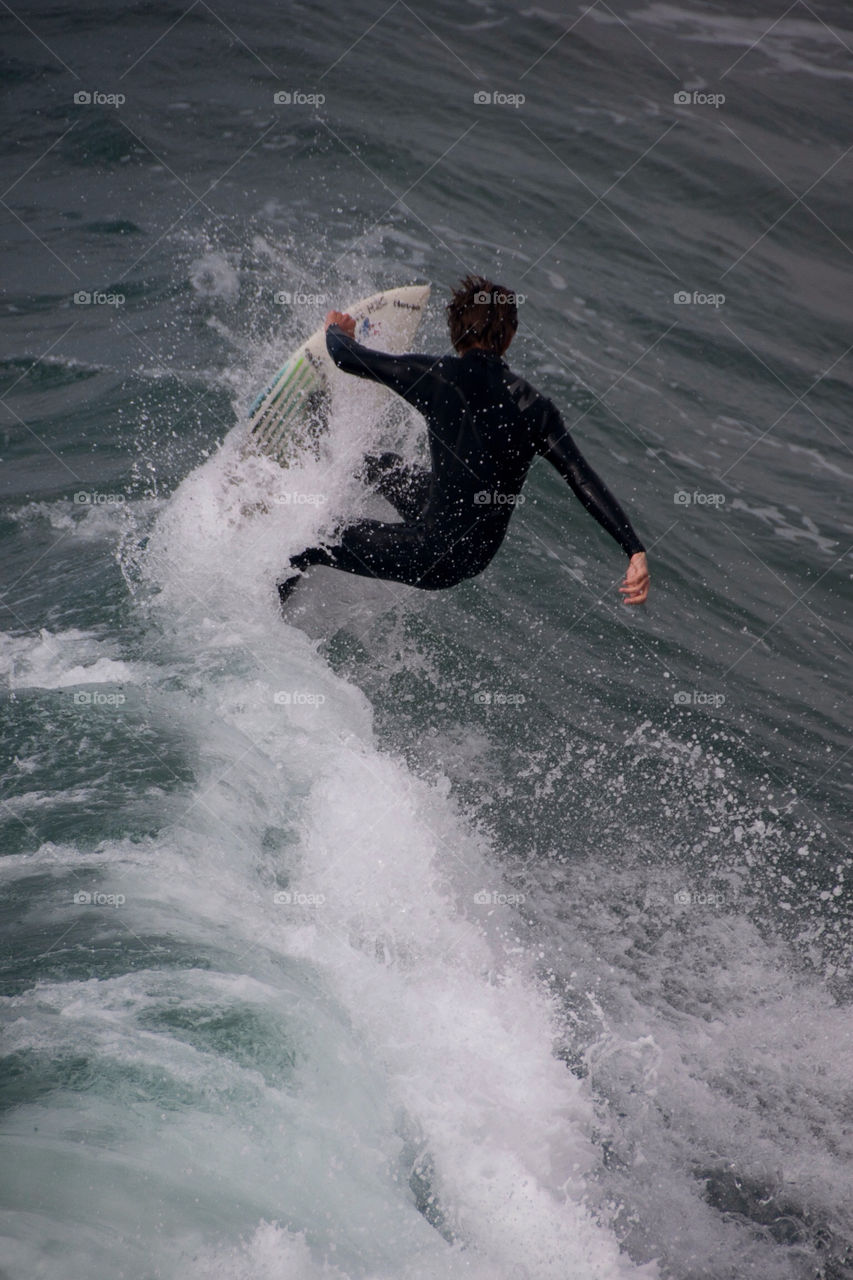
<box><xmin>1</xmin><ymin>3</ymin><xmax>851</xmax><ymax>1278</ymax></box>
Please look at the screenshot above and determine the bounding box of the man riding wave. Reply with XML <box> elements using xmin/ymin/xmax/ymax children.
<box><xmin>278</xmin><ymin>275</ymin><xmax>650</xmax><ymax>606</ymax></box>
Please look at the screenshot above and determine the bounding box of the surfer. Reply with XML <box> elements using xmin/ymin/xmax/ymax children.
<box><xmin>277</xmin><ymin>275</ymin><xmax>650</xmax><ymax>605</ymax></box>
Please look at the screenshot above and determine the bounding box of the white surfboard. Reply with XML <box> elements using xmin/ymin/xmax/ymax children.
<box><xmin>247</xmin><ymin>283</ymin><xmax>431</xmax><ymax>466</ymax></box>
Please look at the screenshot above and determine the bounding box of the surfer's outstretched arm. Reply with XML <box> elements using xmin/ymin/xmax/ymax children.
<box><xmin>324</xmin><ymin>319</ymin><xmax>442</xmax><ymax>415</ymax></box>
<box><xmin>539</xmin><ymin>406</ymin><xmax>650</xmax><ymax>603</ymax></box>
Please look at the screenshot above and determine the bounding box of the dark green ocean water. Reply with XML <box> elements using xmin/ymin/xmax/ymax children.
<box><xmin>1</xmin><ymin>3</ymin><xmax>851</xmax><ymax>1277</ymax></box>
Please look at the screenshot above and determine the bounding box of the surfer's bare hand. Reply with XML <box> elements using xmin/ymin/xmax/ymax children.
<box><xmin>620</xmin><ymin>551</ymin><xmax>650</xmax><ymax>605</ymax></box>
<box><xmin>325</xmin><ymin>310</ymin><xmax>356</xmax><ymax>338</ymax></box>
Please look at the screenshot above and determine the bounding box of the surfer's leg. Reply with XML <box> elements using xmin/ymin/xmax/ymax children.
<box><xmin>280</xmin><ymin>518</ymin><xmax>470</xmax><ymax>599</ymax></box>
<box><xmin>359</xmin><ymin>452</ymin><xmax>432</xmax><ymax>524</ymax></box>
<box><xmin>277</xmin><ymin>543</ymin><xmax>343</xmax><ymax>605</ymax></box>
<box><xmin>279</xmin><ymin>455</ymin><xmax>432</xmax><ymax>603</ymax></box>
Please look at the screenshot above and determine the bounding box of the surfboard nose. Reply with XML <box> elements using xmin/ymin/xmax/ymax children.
<box><xmin>246</xmin><ymin>284</ymin><xmax>431</xmax><ymax>468</ymax></box>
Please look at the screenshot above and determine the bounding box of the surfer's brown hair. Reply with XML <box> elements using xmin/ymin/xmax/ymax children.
<box><xmin>446</xmin><ymin>274</ymin><xmax>519</xmax><ymax>355</ymax></box>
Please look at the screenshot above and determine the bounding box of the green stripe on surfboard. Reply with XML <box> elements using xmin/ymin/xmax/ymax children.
<box><xmin>251</xmin><ymin>356</ymin><xmax>312</xmax><ymax>429</ymax></box>
<box><xmin>253</xmin><ymin>383</ymin><xmax>314</xmax><ymax>451</ymax></box>
<box><xmin>250</xmin><ymin>358</ymin><xmax>315</xmax><ymax>443</ymax></box>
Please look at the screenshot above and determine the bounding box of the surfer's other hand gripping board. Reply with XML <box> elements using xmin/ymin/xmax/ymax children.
<box><xmin>246</xmin><ymin>284</ymin><xmax>431</xmax><ymax>468</ymax></box>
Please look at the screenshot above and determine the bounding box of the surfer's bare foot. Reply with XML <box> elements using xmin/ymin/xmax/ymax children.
<box><xmin>277</xmin><ymin>574</ymin><xmax>301</xmax><ymax>607</ymax></box>
<box><xmin>325</xmin><ymin>310</ymin><xmax>356</xmax><ymax>338</ymax></box>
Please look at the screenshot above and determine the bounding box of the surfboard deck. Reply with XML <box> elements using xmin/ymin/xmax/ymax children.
<box><xmin>247</xmin><ymin>284</ymin><xmax>431</xmax><ymax>467</ymax></box>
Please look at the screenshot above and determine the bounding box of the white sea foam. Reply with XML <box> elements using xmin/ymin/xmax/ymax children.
<box><xmin>0</xmin><ymin>628</ymin><xmax>144</xmax><ymax>691</ymax></box>
<box><xmin>139</xmin><ymin>427</ymin><xmax>648</xmax><ymax>1276</ymax></box>
<box><xmin>0</xmin><ymin>404</ymin><xmax>657</xmax><ymax>1278</ymax></box>
<box><xmin>5</xmin><ymin>242</ymin><xmax>849</xmax><ymax>1280</ymax></box>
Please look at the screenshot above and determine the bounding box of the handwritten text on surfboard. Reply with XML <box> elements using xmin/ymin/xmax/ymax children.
<box><xmin>359</xmin><ymin>296</ymin><xmax>422</xmax><ymax>341</ymax></box>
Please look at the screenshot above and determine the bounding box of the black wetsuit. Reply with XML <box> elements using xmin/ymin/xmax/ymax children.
<box><xmin>280</xmin><ymin>326</ymin><xmax>644</xmax><ymax>596</ymax></box>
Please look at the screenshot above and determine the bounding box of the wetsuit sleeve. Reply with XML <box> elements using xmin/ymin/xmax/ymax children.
<box><xmin>325</xmin><ymin>325</ymin><xmax>440</xmax><ymax>415</ymax></box>
<box><xmin>539</xmin><ymin>405</ymin><xmax>645</xmax><ymax>557</ymax></box>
